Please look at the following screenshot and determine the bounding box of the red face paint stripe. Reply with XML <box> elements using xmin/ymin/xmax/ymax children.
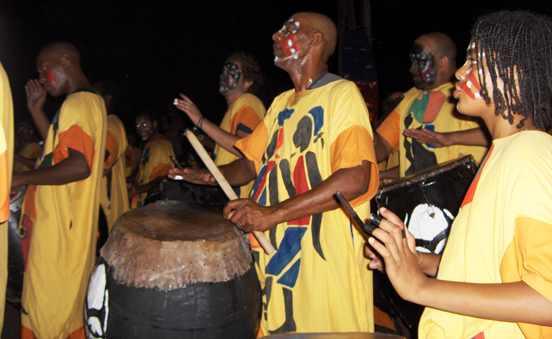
<box><xmin>461</xmin><ymin>80</ymin><xmax>476</xmax><ymax>100</ymax></box>
<box><xmin>46</xmin><ymin>71</ymin><xmax>57</xmax><ymax>84</ymax></box>
<box><xmin>289</xmin><ymin>34</ymin><xmax>300</xmax><ymax>54</ymax></box>
<box><xmin>281</xmin><ymin>38</ymin><xmax>292</xmax><ymax>57</ymax></box>
<box><xmin>468</xmin><ymin>71</ymin><xmax>482</xmax><ymax>91</ymax></box>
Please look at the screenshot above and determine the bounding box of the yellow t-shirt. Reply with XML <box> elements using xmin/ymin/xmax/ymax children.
<box><xmin>131</xmin><ymin>135</ymin><xmax>175</xmax><ymax>208</ymax></box>
<box><xmin>19</xmin><ymin>89</ymin><xmax>107</xmax><ymax>339</ymax></box>
<box><xmin>419</xmin><ymin>131</ymin><xmax>552</xmax><ymax>339</ymax></box>
<box><xmin>236</xmin><ymin>78</ymin><xmax>379</xmax><ymax>334</ymax></box>
<box><xmin>100</xmin><ymin>114</ymin><xmax>129</xmax><ymax>231</ymax></box>
<box><xmin>14</xmin><ymin>142</ymin><xmax>41</xmax><ymax>173</ymax></box>
<box><xmin>0</xmin><ymin>127</ymin><xmax>8</xmax><ymax>222</ymax></box>
<box><xmin>214</xmin><ymin>93</ymin><xmax>265</xmax><ymax>198</ymax></box>
<box><xmin>377</xmin><ymin>83</ymin><xmax>487</xmax><ymax>177</ymax></box>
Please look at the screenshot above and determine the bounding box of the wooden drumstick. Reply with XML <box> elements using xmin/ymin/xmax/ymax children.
<box><xmin>185</xmin><ymin>129</ymin><xmax>276</xmax><ymax>254</ymax></box>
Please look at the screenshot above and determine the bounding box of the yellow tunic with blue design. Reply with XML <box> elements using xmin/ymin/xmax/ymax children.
<box><xmin>214</xmin><ymin>93</ymin><xmax>265</xmax><ymax>199</ymax></box>
<box><xmin>236</xmin><ymin>75</ymin><xmax>379</xmax><ymax>334</ymax></box>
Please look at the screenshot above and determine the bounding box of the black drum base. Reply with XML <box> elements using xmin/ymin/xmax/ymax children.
<box><xmin>145</xmin><ymin>179</ymin><xmax>228</xmax><ymax>209</ymax></box>
<box><xmin>85</xmin><ymin>257</ymin><xmax>261</xmax><ymax>339</ymax></box>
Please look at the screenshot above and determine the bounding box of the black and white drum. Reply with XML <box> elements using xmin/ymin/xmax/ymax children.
<box><xmin>372</xmin><ymin>156</ymin><xmax>477</xmax><ymax>337</ymax></box>
<box><xmin>84</xmin><ymin>200</ymin><xmax>261</xmax><ymax>339</ymax></box>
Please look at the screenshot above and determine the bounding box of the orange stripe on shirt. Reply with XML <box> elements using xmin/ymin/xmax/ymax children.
<box><xmin>104</xmin><ymin>129</ymin><xmax>118</xmax><ymax>169</ymax></box>
<box><xmin>460</xmin><ymin>143</ymin><xmax>494</xmax><ymax>208</ymax></box>
<box><xmin>53</xmin><ymin>125</ymin><xmax>95</xmax><ymax>169</ymax></box>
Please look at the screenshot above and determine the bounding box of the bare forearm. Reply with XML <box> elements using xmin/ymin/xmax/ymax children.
<box><xmin>200</xmin><ymin>119</ymin><xmax>242</xmax><ymax>157</ymax></box>
<box><xmin>29</xmin><ymin>109</ymin><xmax>51</xmax><ymax>140</ymax></box>
<box><xmin>14</xmin><ymin>152</ymin><xmax>90</xmax><ymax>186</ymax></box>
<box><xmin>448</xmin><ymin>128</ymin><xmax>490</xmax><ymax>147</ymax></box>
<box><xmin>218</xmin><ymin>157</ymin><xmax>257</xmax><ymax>186</ymax></box>
<box><xmin>418</xmin><ymin>252</ymin><xmax>440</xmax><ymax>277</ymax></box>
<box><xmin>267</xmin><ymin>161</ymin><xmax>371</xmax><ymax>226</ymax></box>
<box><xmin>374</xmin><ymin>133</ymin><xmax>392</xmax><ymax>163</ymax></box>
<box><xmin>415</xmin><ymin>279</ymin><xmax>552</xmax><ymax>326</ymax></box>
<box><xmin>379</xmin><ymin>166</ymin><xmax>399</xmax><ymax>180</ymax></box>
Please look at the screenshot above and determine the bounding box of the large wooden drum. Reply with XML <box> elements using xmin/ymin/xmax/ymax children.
<box><xmin>84</xmin><ymin>200</ymin><xmax>261</xmax><ymax>339</ymax></box>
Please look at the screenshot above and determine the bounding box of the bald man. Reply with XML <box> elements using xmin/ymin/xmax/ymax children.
<box><xmin>375</xmin><ymin>33</ymin><xmax>487</xmax><ymax>179</ymax></box>
<box><xmin>13</xmin><ymin>42</ymin><xmax>106</xmax><ymax>339</ymax></box>
<box><xmin>170</xmin><ymin>12</ymin><xmax>378</xmax><ymax>334</ymax></box>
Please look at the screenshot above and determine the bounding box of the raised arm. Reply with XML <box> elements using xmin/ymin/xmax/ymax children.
<box><xmin>175</xmin><ymin>94</ymin><xmax>243</xmax><ymax>157</ymax></box>
<box><xmin>25</xmin><ymin>79</ymin><xmax>51</xmax><ymax>140</ymax></box>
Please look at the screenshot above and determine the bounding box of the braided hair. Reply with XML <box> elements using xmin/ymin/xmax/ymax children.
<box><xmin>472</xmin><ymin>10</ymin><xmax>552</xmax><ymax>129</ymax></box>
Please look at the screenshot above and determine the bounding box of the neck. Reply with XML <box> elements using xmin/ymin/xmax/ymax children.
<box><xmin>485</xmin><ymin>113</ymin><xmax>543</xmax><ymax>140</ymax></box>
<box><xmin>287</xmin><ymin>57</ymin><xmax>329</xmax><ymax>93</ymax></box>
<box><xmin>65</xmin><ymin>72</ymin><xmax>90</xmax><ymax>96</ymax></box>
<box><xmin>224</xmin><ymin>89</ymin><xmax>246</xmax><ymax>107</ymax></box>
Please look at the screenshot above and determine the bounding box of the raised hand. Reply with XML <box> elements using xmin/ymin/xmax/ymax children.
<box><xmin>25</xmin><ymin>79</ymin><xmax>47</xmax><ymax>114</ymax></box>
<box><xmin>368</xmin><ymin>207</ymin><xmax>427</xmax><ymax>302</ymax></box>
<box><xmin>175</xmin><ymin>94</ymin><xmax>202</xmax><ymax>126</ymax></box>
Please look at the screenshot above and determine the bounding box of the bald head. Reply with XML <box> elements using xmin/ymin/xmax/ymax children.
<box><xmin>293</xmin><ymin>12</ymin><xmax>337</xmax><ymax>61</ymax></box>
<box><xmin>38</xmin><ymin>41</ymin><xmax>81</xmax><ymax>67</ymax></box>
<box><xmin>415</xmin><ymin>33</ymin><xmax>456</xmax><ymax>64</ymax></box>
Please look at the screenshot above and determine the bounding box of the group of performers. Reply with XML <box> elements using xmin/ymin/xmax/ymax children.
<box><xmin>0</xmin><ymin>8</ymin><xmax>551</xmax><ymax>339</ymax></box>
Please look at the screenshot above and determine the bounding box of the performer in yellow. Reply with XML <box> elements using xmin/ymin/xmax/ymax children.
<box><xmin>94</xmin><ymin>80</ymin><xmax>129</xmax><ymax>231</ymax></box>
<box><xmin>0</xmin><ymin>60</ymin><xmax>14</xmax><ymax>335</ymax></box>
<box><xmin>175</xmin><ymin>52</ymin><xmax>266</xmax><ymax>198</ymax></box>
<box><xmin>129</xmin><ymin>112</ymin><xmax>175</xmax><ymax>208</ymax></box>
<box><xmin>14</xmin><ymin>122</ymin><xmax>41</xmax><ymax>173</ymax></box>
<box><xmin>170</xmin><ymin>12</ymin><xmax>379</xmax><ymax>335</ymax></box>
<box><xmin>12</xmin><ymin>42</ymin><xmax>106</xmax><ymax>339</ymax></box>
<box><xmin>375</xmin><ymin>32</ymin><xmax>487</xmax><ymax>179</ymax></box>
<box><xmin>367</xmin><ymin>11</ymin><xmax>552</xmax><ymax>339</ymax></box>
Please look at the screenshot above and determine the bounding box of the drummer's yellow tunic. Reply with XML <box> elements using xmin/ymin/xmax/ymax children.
<box><xmin>19</xmin><ymin>90</ymin><xmax>106</xmax><ymax>339</ymax></box>
<box><xmin>236</xmin><ymin>78</ymin><xmax>379</xmax><ymax>334</ymax></box>
<box><xmin>0</xmin><ymin>62</ymin><xmax>13</xmax><ymax>334</ymax></box>
<box><xmin>100</xmin><ymin>114</ymin><xmax>129</xmax><ymax>231</ymax></box>
<box><xmin>131</xmin><ymin>135</ymin><xmax>175</xmax><ymax>208</ymax></box>
<box><xmin>14</xmin><ymin>142</ymin><xmax>41</xmax><ymax>173</ymax></box>
<box><xmin>214</xmin><ymin>93</ymin><xmax>265</xmax><ymax>198</ymax></box>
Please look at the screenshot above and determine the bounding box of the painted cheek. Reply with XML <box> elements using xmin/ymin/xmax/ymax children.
<box><xmin>46</xmin><ymin>72</ymin><xmax>57</xmax><ymax>84</ymax></box>
<box><xmin>281</xmin><ymin>33</ymin><xmax>300</xmax><ymax>58</ymax></box>
<box><xmin>460</xmin><ymin>70</ymin><xmax>482</xmax><ymax>100</ymax></box>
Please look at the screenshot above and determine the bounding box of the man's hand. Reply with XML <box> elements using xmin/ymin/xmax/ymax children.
<box><xmin>175</xmin><ymin>94</ymin><xmax>202</xmax><ymax>126</ymax></box>
<box><xmin>25</xmin><ymin>79</ymin><xmax>47</xmax><ymax>114</ymax></box>
<box><xmin>403</xmin><ymin>128</ymin><xmax>452</xmax><ymax>148</ymax></box>
<box><xmin>167</xmin><ymin>167</ymin><xmax>217</xmax><ymax>185</ymax></box>
<box><xmin>368</xmin><ymin>207</ymin><xmax>427</xmax><ymax>302</ymax></box>
<box><xmin>223</xmin><ymin>199</ymin><xmax>279</xmax><ymax>233</ymax></box>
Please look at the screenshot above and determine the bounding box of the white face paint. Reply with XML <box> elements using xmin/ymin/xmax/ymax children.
<box><xmin>273</xmin><ymin>18</ymin><xmax>302</xmax><ymax>67</ymax></box>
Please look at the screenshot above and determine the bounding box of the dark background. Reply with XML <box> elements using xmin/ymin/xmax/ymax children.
<box><xmin>0</xmin><ymin>0</ymin><xmax>550</xmax><ymax>134</ymax></box>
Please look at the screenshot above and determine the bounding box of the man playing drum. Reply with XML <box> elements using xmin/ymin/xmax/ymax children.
<box><xmin>12</xmin><ymin>41</ymin><xmax>107</xmax><ymax>339</ymax></box>
<box><xmin>368</xmin><ymin>10</ymin><xmax>552</xmax><ymax>339</ymax></box>
<box><xmin>170</xmin><ymin>12</ymin><xmax>379</xmax><ymax>335</ymax></box>
<box><xmin>374</xmin><ymin>32</ymin><xmax>487</xmax><ymax>180</ymax></box>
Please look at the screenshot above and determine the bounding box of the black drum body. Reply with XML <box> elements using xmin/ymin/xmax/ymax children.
<box><xmin>85</xmin><ymin>257</ymin><xmax>261</xmax><ymax>339</ymax></box>
<box><xmin>145</xmin><ymin>179</ymin><xmax>228</xmax><ymax>209</ymax></box>
<box><xmin>84</xmin><ymin>201</ymin><xmax>261</xmax><ymax>339</ymax></box>
<box><xmin>372</xmin><ymin>156</ymin><xmax>477</xmax><ymax>337</ymax></box>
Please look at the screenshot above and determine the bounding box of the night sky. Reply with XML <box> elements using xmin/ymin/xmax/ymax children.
<box><xmin>0</xmin><ymin>0</ymin><xmax>550</xmax><ymax>134</ymax></box>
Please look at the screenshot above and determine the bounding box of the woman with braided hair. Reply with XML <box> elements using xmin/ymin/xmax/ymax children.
<box><xmin>366</xmin><ymin>10</ymin><xmax>552</xmax><ymax>338</ymax></box>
